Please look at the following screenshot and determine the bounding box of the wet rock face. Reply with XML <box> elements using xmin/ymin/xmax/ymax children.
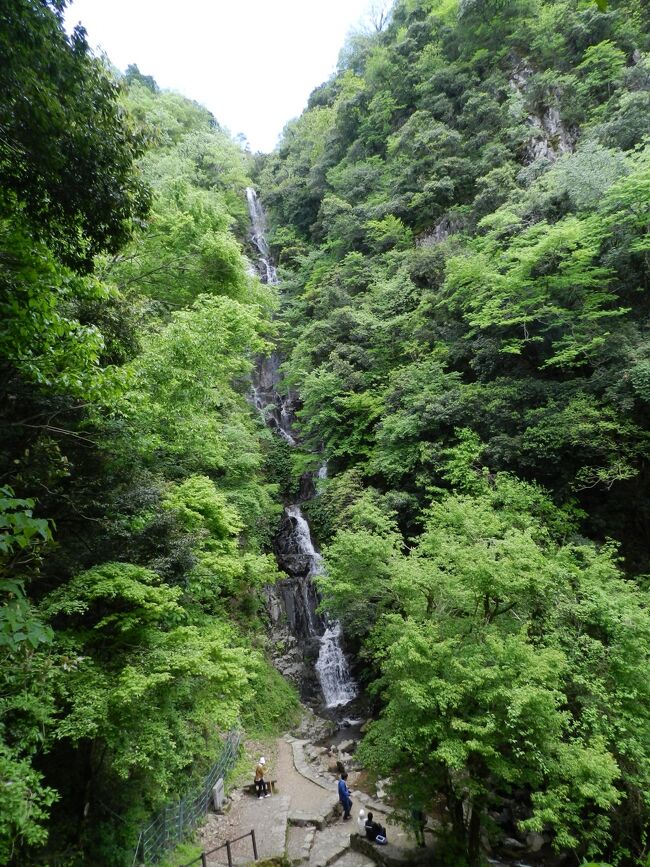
<box><xmin>275</xmin><ymin>509</ymin><xmax>314</xmax><ymax>577</ymax></box>
<box><xmin>265</xmin><ymin>585</ymin><xmax>323</xmax><ymax>701</ymax></box>
<box><xmin>251</xmin><ymin>353</ymin><xmax>297</xmax><ymax>445</ymax></box>
<box><xmin>278</xmin><ymin>580</ymin><xmax>324</xmax><ymax>641</ymax></box>
<box><xmin>248</xmin><ymin>189</ymin><xmax>358</xmax><ymax>716</ymax></box>
<box><xmin>273</xmin><ymin>510</ymin><xmax>324</xmax><ymax>649</ymax></box>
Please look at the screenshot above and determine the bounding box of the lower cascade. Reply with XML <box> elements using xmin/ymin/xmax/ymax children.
<box><xmin>316</xmin><ymin>622</ymin><xmax>358</xmax><ymax>708</ymax></box>
<box><xmin>284</xmin><ymin>504</ymin><xmax>357</xmax><ymax>707</ymax></box>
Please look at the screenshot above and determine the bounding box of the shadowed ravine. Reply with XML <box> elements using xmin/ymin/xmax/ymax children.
<box><xmin>247</xmin><ymin>187</ymin><xmax>358</xmax><ymax>713</ymax></box>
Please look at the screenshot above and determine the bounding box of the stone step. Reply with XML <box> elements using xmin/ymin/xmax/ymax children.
<box><xmin>307</xmin><ymin>824</ymin><xmax>354</xmax><ymax>867</ymax></box>
<box><xmin>287</xmin><ymin>823</ymin><xmax>317</xmax><ymax>865</ymax></box>
<box><xmin>268</xmin><ymin>794</ymin><xmax>291</xmax><ymax>859</ymax></box>
<box><xmin>288</xmin><ymin>809</ymin><xmax>328</xmax><ymax>831</ymax></box>
<box><xmin>350</xmin><ymin>832</ymin><xmax>436</xmax><ymax>866</ymax></box>
<box><xmin>218</xmin><ymin>794</ymin><xmax>291</xmax><ymax>865</ymax></box>
<box><xmin>330</xmin><ymin>852</ymin><xmax>376</xmax><ymax>867</ymax></box>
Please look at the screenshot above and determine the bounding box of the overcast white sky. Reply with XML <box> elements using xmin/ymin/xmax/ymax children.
<box><xmin>65</xmin><ymin>0</ymin><xmax>374</xmax><ymax>152</ymax></box>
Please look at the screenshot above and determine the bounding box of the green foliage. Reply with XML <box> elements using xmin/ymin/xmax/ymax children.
<box><xmin>0</xmin><ymin>13</ymin><xmax>286</xmax><ymax>862</ymax></box>
<box><xmin>258</xmin><ymin>0</ymin><xmax>650</xmax><ymax>861</ymax></box>
<box><xmin>0</xmin><ymin>487</ymin><xmax>52</xmax><ymax>558</ymax></box>
<box><xmin>0</xmin><ymin>215</ymin><xmax>123</xmax><ymax>401</ymax></box>
<box><xmin>0</xmin><ymin>743</ymin><xmax>58</xmax><ymax>864</ymax></box>
<box><xmin>5</xmin><ymin>0</ymin><xmax>650</xmax><ymax>862</ymax></box>
<box><xmin>162</xmin><ymin>476</ymin><xmax>279</xmax><ymax>608</ymax></box>
<box><xmin>0</xmin><ymin>489</ymin><xmax>57</xmax><ymax>862</ymax></box>
<box><xmin>159</xmin><ymin>839</ymin><xmax>202</xmax><ymax>867</ymax></box>
<box><xmin>105</xmin><ymin>182</ymin><xmax>250</xmax><ymax>309</ymax></box>
<box><xmin>321</xmin><ymin>474</ymin><xmax>650</xmax><ymax>862</ymax></box>
<box><xmin>243</xmin><ymin>665</ymin><xmax>300</xmax><ymax>735</ymax></box>
<box><xmin>0</xmin><ymin>1</ymin><xmax>149</xmax><ymax>269</ymax></box>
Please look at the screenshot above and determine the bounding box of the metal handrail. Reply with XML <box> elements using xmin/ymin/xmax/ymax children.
<box><xmin>179</xmin><ymin>829</ymin><xmax>258</xmax><ymax>867</ymax></box>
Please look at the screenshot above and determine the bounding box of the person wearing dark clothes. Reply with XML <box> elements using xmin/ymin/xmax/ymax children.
<box><xmin>338</xmin><ymin>772</ymin><xmax>352</xmax><ymax>820</ymax></box>
<box><xmin>364</xmin><ymin>812</ymin><xmax>387</xmax><ymax>842</ymax></box>
<box><xmin>410</xmin><ymin>807</ymin><xmax>426</xmax><ymax>847</ymax></box>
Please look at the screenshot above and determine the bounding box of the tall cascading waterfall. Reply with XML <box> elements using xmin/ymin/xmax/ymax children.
<box><xmin>246</xmin><ymin>187</ymin><xmax>278</xmax><ymax>286</ymax></box>
<box><xmin>246</xmin><ymin>187</ymin><xmax>357</xmax><ymax>709</ymax></box>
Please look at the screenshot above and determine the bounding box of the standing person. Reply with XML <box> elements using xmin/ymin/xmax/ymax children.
<box><xmin>357</xmin><ymin>808</ymin><xmax>366</xmax><ymax>834</ymax></box>
<box><xmin>255</xmin><ymin>756</ymin><xmax>270</xmax><ymax>799</ymax></box>
<box><xmin>338</xmin><ymin>771</ymin><xmax>352</xmax><ymax>820</ymax></box>
<box><xmin>410</xmin><ymin>807</ymin><xmax>426</xmax><ymax>847</ymax></box>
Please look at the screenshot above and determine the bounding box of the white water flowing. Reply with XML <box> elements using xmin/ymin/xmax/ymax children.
<box><xmin>246</xmin><ymin>187</ymin><xmax>278</xmax><ymax>285</ymax></box>
<box><xmin>246</xmin><ymin>188</ymin><xmax>357</xmax><ymax>710</ymax></box>
<box><xmin>285</xmin><ymin>506</ymin><xmax>358</xmax><ymax>708</ymax></box>
<box><xmin>316</xmin><ymin>623</ymin><xmax>358</xmax><ymax>708</ymax></box>
<box><xmin>251</xmin><ymin>380</ymin><xmax>296</xmax><ymax>446</ymax></box>
<box><xmin>285</xmin><ymin>505</ymin><xmax>324</xmax><ymax>637</ymax></box>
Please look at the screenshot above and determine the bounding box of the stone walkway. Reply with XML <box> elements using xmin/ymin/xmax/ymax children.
<box><xmin>197</xmin><ymin>734</ymin><xmax>428</xmax><ymax>866</ymax></box>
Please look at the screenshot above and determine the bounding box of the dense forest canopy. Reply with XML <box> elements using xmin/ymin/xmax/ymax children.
<box><xmin>1</xmin><ymin>3</ymin><xmax>296</xmax><ymax>864</ymax></box>
<box><xmin>257</xmin><ymin>0</ymin><xmax>650</xmax><ymax>862</ymax></box>
<box><xmin>2</xmin><ymin>0</ymin><xmax>650</xmax><ymax>864</ymax></box>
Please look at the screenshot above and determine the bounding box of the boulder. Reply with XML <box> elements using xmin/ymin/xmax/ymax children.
<box><xmin>351</xmin><ymin>832</ymin><xmax>436</xmax><ymax>865</ymax></box>
<box><xmin>502</xmin><ymin>836</ymin><xmax>526</xmax><ymax>855</ymax></box>
<box><xmin>525</xmin><ymin>831</ymin><xmax>547</xmax><ymax>853</ymax></box>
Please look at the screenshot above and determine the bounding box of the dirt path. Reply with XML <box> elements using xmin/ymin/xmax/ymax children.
<box><xmin>276</xmin><ymin>736</ymin><xmax>333</xmax><ymax>815</ymax></box>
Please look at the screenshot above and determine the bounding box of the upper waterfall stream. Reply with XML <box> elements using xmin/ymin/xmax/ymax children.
<box><xmin>246</xmin><ymin>188</ymin><xmax>357</xmax><ymax>710</ymax></box>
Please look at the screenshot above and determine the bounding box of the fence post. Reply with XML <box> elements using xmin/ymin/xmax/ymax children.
<box><xmin>201</xmin><ymin>854</ymin><xmax>208</xmax><ymax>867</ymax></box>
<box><xmin>226</xmin><ymin>839</ymin><xmax>232</xmax><ymax>867</ymax></box>
<box><xmin>131</xmin><ymin>830</ymin><xmax>143</xmax><ymax>867</ymax></box>
<box><xmin>133</xmin><ymin>729</ymin><xmax>240</xmax><ymax>865</ymax></box>
<box><xmin>251</xmin><ymin>828</ymin><xmax>258</xmax><ymax>860</ymax></box>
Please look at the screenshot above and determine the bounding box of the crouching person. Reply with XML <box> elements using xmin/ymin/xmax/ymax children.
<box><xmin>364</xmin><ymin>812</ymin><xmax>387</xmax><ymax>844</ymax></box>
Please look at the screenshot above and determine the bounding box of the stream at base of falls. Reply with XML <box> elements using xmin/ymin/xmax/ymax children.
<box><xmin>246</xmin><ymin>187</ymin><xmax>359</xmax><ymax>717</ymax></box>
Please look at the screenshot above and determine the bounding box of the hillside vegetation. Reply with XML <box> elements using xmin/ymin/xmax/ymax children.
<box><xmin>257</xmin><ymin>0</ymin><xmax>650</xmax><ymax>862</ymax></box>
<box><xmin>0</xmin><ymin>6</ymin><xmax>295</xmax><ymax>864</ymax></box>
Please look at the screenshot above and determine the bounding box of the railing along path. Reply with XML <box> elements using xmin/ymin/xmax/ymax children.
<box><xmin>179</xmin><ymin>829</ymin><xmax>258</xmax><ymax>866</ymax></box>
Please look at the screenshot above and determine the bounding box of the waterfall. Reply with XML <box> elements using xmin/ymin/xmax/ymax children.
<box><xmin>283</xmin><ymin>505</ymin><xmax>357</xmax><ymax>708</ymax></box>
<box><xmin>246</xmin><ymin>187</ymin><xmax>278</xmax><ymax>286</ymax></box>
<box><xmin>284</xmin><ymin>505</ymin><xmax>324</xmax><ymax>638</ymax></box>
<box><xmin>316</xmin><ymin>623</ymin><xmax>358</xmax><ymax>708</ymax></box>
<box><xmin>246</xmin><ymin>187</ymin><xmax>357</xmax><ymax>710</ymax></box>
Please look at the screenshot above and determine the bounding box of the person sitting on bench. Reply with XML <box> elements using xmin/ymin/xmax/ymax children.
<box><xmin>364</xmin><ymin>812</ymin><xmax>387</xmax><ymax>843</ymax></box>
<box><xmin>255</xmin><ymin>756</ymin><xmax>270</xmax><ymax>798</ymax></box>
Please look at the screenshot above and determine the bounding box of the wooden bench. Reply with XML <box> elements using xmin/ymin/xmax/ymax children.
<box><xmin>245</xmin><ymin>778</ymin><xmax>278</xmax><ymax>796</ymax></box>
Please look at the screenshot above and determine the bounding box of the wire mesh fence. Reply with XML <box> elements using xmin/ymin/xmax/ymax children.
<box><xmin>132</xmin><ymin>730</ymin><xmax>241</xmax><ymax>866</ymax></box>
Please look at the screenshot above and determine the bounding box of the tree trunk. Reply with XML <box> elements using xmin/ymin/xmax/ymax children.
<box><xmin>467</xmin><ymin>801</ymin><xmax>482</xmax><ymax>866</ymax></box>
<box><xmin>444</xmin><ymin>774</ymin><xmax>467</xmax><ymax>851</ymax></box>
